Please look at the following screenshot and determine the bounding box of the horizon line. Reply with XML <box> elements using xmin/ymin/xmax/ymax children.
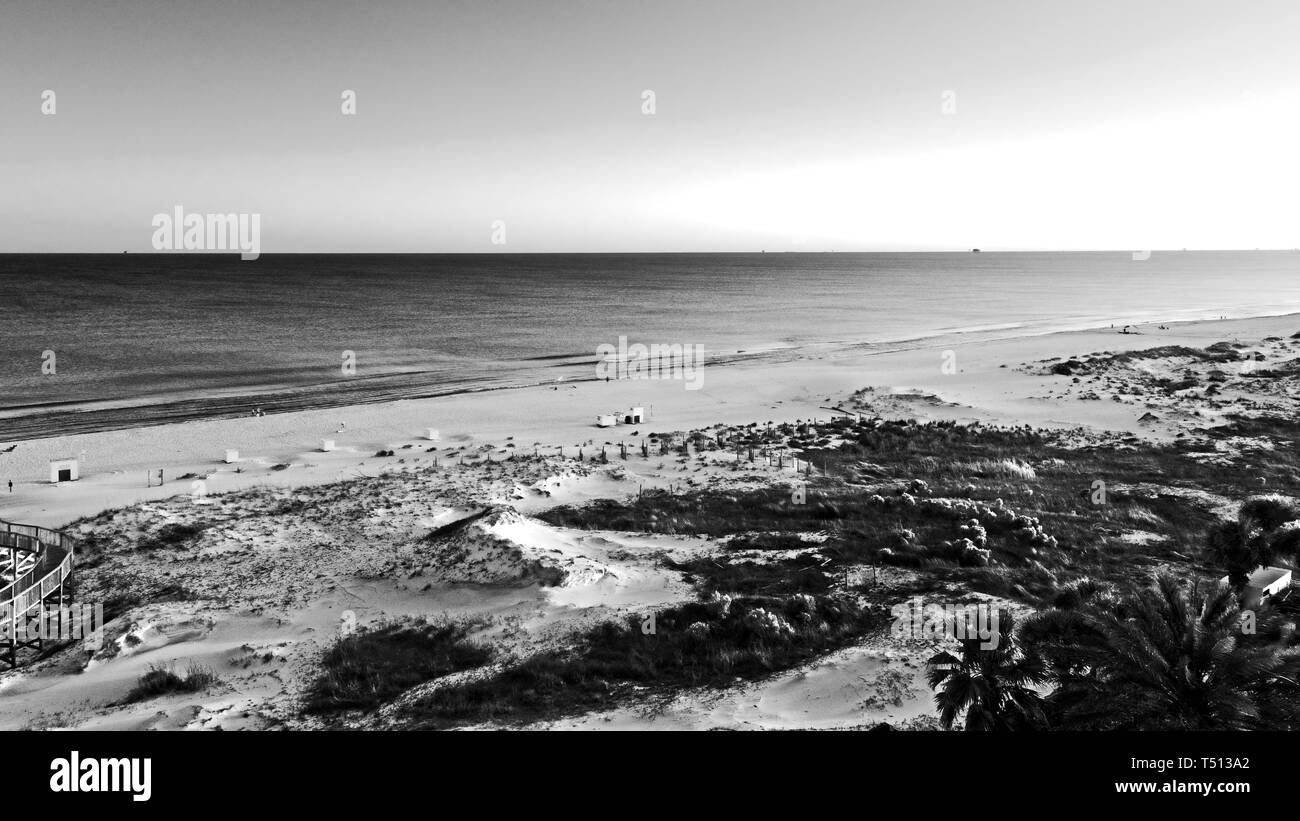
<box><xmin>4</xmin><ymin>248</ymin><xmax>1300</xmax><ymax>256</ymax></box>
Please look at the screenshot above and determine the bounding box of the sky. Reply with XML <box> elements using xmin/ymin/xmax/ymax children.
<box><xmin>2</xmin><ymin>0</ymin><xmax>1299</xmax><ymax>252</ymax></box>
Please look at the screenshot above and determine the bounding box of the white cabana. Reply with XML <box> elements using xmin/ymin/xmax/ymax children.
<box><xmin>49</xmin><ymin>458</ymin><xmax>79</xmax><ymax>483</ymax></box>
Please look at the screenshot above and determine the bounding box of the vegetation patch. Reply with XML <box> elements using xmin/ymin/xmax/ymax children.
<box><xmin>540</xmin><ymin>415</ymin><xmax>1297</xmax><ymax>606</ymax></box>
<box><xmin>305</xmin><ymin>620</ymin><xmax>492</xmax><ymax>715</ymax></box>
<box><xmin>932</xmin><ymin>572</ymin><xmax>1300</xmax><ymax>730</ymax></box>
<box><xmin>138</xmin><ymin>522</ymin><xmax>207</xmax><ymax>551</ymax></box>
<box><xmin>124</xmin><ymin>661</ymin><xmax>218</xmax><ymax>703</ymax></box>
<box><xmin>401</xmin><ymin>593</ymin><xmax>885</xmax><ymax>728</ymax></box>
<box><xmin>666</xmin><ymin>554</ymin><xmax>832</xmax><ymax>596</ymax></box>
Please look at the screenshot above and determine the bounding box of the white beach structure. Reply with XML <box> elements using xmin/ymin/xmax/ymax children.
<box><xmin>596</xmin><ymin>407</ymin><xmax>646</xmax><ymax>427</ymax></box>
<box><xmin>49</xmin><ymin>457</ymin><xmax>79</xmax><ymax>483</ymax></box>
<box><xmin>320</xmin><ymin>439</ymin><xmax>336</xmax><ymax>452</ymax></box>
<box><xmin>224</xmin><ymin>449</ymin><xmax>239</xmax><ymax>464</ymax></box>
<box><xmin>1223</xmin><ymin>566</ymin><xmax>1293</xmax><ymax>609</ymax></box>
<box><xmin>426</xmin><ymin>428</ymin><xmax>440</xmax><ymax>441</ymax></box>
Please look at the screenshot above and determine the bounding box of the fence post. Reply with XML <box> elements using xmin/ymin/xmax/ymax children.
<box><xmin>7</xmin><ymin>546</ymin><xmax>15</xmax><ymax>666</ymax></box>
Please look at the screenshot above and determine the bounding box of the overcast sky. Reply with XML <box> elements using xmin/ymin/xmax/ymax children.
<box><xmin>2</xmin><ymin>0</ymin><xmax>1299</xmax><ymax>252</ymax></box>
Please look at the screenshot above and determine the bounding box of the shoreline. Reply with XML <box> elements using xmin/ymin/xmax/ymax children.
<box><xmin>4</xmin><ymin>308</ymin><xmax>1295</xmax><ymax>443</ymax></box>
<box><xmin>0</xmin><ymin>310</ymin><xmax>1296</xmax><ymax>531</ymax></box>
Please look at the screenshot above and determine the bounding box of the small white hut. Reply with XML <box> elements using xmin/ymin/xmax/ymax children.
<box><xmin>1223</xmin><ymin>566</ymin><xmax>1293</xmax><ymax>609</ymax></box>
<box><xmin>320</xmin><ymin>439</ymin><xmax>336</xmax><ymax>452</ymax></box>
<box><xmin>223</xmin><ymin>449</ymin><xmax>240</xmax><ymax>464</ymax></box>
<box><xmin>624</xmin><ymin>407</ymin><xmax>645</xmax><ymax>424</ymax></box>
<box><xmin>426</xmin><ymin>428</ymin><xmax>440</xmax><ymax>441</ymax></box>
<box><xmin>49</xmin><ymin>457</ymin><xmax>79</xmax><ymax>483</ymax></box>
<box><xmin>595</xmin><ymin>414</ymin><xmax>617</xmax><ymax>428</ymax></box>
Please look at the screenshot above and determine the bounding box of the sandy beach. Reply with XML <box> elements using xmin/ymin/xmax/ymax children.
<box><xmin>2</xmin><ymin>312</ymin><xmax>1293</xmax><ymax>527</ymax></box>
<box><xmin>1</xmin><ymin>311</ymin><xmax>1297</xmax><ymax>730</ymax></box>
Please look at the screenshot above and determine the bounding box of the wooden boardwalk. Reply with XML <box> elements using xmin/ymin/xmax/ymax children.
<box><xmin>0</xmin><ymin>519</ymin><xmax>75</xmax><ymax>669</ymax></box>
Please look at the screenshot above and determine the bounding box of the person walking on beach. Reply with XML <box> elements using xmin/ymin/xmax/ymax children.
<box><xmin>7</xmin><ymin>480</ymin><xmax>11</xmax><ymax>493</ymax></box>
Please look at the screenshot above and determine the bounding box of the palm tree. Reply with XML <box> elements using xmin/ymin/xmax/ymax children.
<box><xmin>927</xmin><ymin>611</ymin><xmax>1049</xmax><ymax>730</ymax></box>
<box><xmin>1018</xmin><ymin>579</ymin><xmax>1115</xmax><ymax>685</ymax></box>
<box><xmin>1039</xmin><ymin>573</ymin><xmax>1300</xmax><ymax>730</ymax></box>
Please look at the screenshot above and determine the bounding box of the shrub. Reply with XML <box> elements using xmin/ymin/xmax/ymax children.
<box><xmin>138</xmin><ymin>522</ymin><xmax>206</xmax><ymax>551</ymax></box>
<box><xmin>125</xmin><ymin>661</ymin><xmax>217</xmax><ymax>703</ymax></box>
<box><xmin>305</xmin><ymin>620</ymin><xmax>492</xmax><ymax>714</ymax></box>
<box><xmin>401</xmin><ymin>592</ymin><xmax>884</xmax><ymax>728</ymax></box>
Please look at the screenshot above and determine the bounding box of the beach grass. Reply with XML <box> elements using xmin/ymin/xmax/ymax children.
<box><xmin>401</xmin><ymin>592</ymin><xmax>885</xmax><ymax>728</ymax></box>
<box><xmin>305</xmin><ymin>619</ymin><xmax>492</xmax><ymax>715</ymax></box>
<box><xmin>124</xmin><ymin>661</ymin><xmax>218</xmax><ymax>703</ymax></box>
<box><xmin>539</xmin><ymin>415</ymin><xmax>1276</xmax><ymax>604</ymax></box>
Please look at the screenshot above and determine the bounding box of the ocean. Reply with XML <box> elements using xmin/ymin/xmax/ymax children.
<box><xmin>2</xmin><ymin>251</ymin><xmax>1299</xmax><ymax>438</ymax></box>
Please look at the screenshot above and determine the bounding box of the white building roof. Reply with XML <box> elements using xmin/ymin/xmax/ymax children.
<box><xmin>1248</xmin><ymin>566</ymin><xmax>1291</xmax><ymax>590</ymax></box>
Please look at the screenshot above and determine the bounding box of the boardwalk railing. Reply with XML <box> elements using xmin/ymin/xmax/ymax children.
<box><xmin>0</xmin><ymin>520</ymin><xmax>76</xmax><ymax>662</ymax></box>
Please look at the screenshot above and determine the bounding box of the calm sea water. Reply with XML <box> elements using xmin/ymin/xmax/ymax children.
<box><xmin>2</xmin><ymin>251</ymin><xmax>1299</xmax><ymax>417</ymax></box>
